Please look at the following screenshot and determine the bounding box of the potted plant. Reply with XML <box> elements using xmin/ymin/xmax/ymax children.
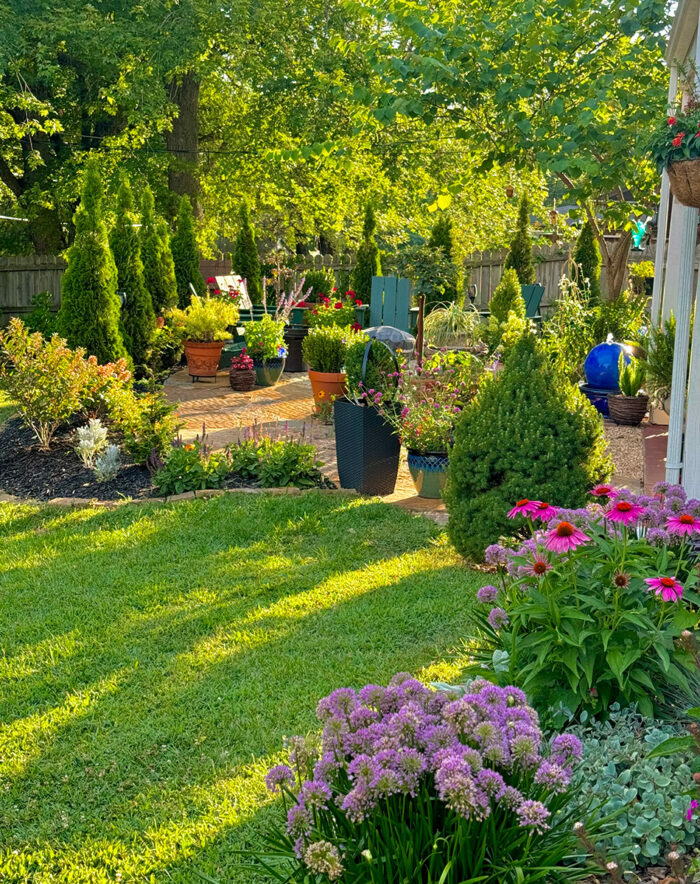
<box><xmin>228</xmin><ymin>348</ymin><xmax>256</xmax><ymax>392</ymax></box>
<box><xmin>302</xmin><ymin>325</ymin><xmax>356</xmax><ymax>410</ymax></box>
<box><xmin>243</xmin><ymin>314</ymin><xmax>287</xmax><ymax>386</ymax></box>
<box><xmin>651</xmin><ymin>103</ymin><xmax>700</xmax><ymax>207</ymax></box>
<box><xmin>608</xmin><ymin>353</ymin><xmax>649</xmax><ymax>426</ymax></box>
<box><xmin>169</xmin><ymin>295</ymin><xmax>239</xmax><ymax>381</ymax></box>
<box><xmin>334</xmin><ymin>338</ymin><xmax>401</xmax><ymax>495</ymax></box>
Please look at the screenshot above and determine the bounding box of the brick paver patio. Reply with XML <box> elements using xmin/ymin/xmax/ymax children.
<box><xmin>164</xmin><ymin>368</ymin><xmax>448</xmax><ymax>521</ymax></box>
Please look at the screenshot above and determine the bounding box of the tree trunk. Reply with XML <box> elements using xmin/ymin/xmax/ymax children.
<box><xmin>166</xmin><ymin>72</ymin><xmax>200</xmax><ymax>214</ymax></box>
<box><xmin>599</xmin><ymin>230</ymin><xmax>632</xmax><ymax>300</ymax></box>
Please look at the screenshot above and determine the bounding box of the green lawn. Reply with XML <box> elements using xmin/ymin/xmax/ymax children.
<box><xmin>0</xmin><ymin>390</ymin><xmax>14</xmax><ymax>425</ymax></box>
<box><xmin>0</xmin><ymin>492</ymin><xmax>478</xmax><ymax>883</ymax></box>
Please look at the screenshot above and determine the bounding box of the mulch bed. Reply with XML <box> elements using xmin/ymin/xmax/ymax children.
<box><xmin>0</xmin><ymin>417</ymin><xmax>153</xmax><ymax>501</ymax></box>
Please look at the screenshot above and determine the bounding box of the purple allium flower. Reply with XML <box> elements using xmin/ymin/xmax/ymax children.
<box><xmin>317</xmin><ymin>687</ymin><xmax>358</xmax><ymax>722</ymax></box>
<box><xmin>313</xmin><ymin>751</ymin><xmax>341</xmax><ymax>782</ymax></box>
<box><xmin>265</xmin><ymin>764</ymin><xmax>295</xmax><ymax>793</ymax></box>
<box><xmin>286</xmin><ymin>802</ymin><xmax>312</xmax><ymax>838</ymax></box>
<box><xmin>435</xmin><ymin>753</ymin><xmax>490</xmax><ymax>821</ymax></box>
<box><xmin>477</xmin><ymin>584</ymin><xmax>499</xmax><ymax>604</ymax></box>
<box><xmin>477</xmin><ymin>768</ymin><xmax>506</xmax><ymax>800</ymax></box>
<box><xmin>516</xmin><ymin>799</ymin><xmax>551</xmax><ymax>833</ymax></box>
<box><xmin>341</xmin><ymin>784</ymin><xmax>375</xmax><ymax>822</ymax></box>
<box><xmin>501</xmin><ymin>785</ymin><xmax>525</xmax><ymax>809</ymax></box>
<box><xmin>533</xmin><ymin>760</ymin><xmax>569</xmax><ymax>793</ymax></box>
<box><xmin>487</xmin><ymin>607</ymin><xmax>509</xmax><ymax>630</ymax></box>
<box><xmin>646</xmin><ymin>527</ymin><xmax>671</xmax><ymax>547</ymax></box>
<box><xmin>304</xmin><ymin>840</ymin><xmax>344</xmax><ymax>880</ymax></box>
<box><xmin>444</xmin><ymin>697</ymin><xmax>479</xmax><ymax>733</ymax></box>
<box><xmin>299</xmin><ymin>779</ymin><xmax>332</xmax><ymax>810</ymax></box>
<box><xmin>550</xmin><ymin>734</ymin><xmax>583</xmax><ymax>766</ymax></box>
<box><xmin>484</xmin><ymin>543</ymin><xmax>508</xmax><ymax>565</ymax></box>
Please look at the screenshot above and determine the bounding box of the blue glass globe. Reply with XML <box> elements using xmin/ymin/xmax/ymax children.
<box><xmin>584</xmin><ymin>341</ymin><xmax>629</xmax><ymax>390</ymax></box>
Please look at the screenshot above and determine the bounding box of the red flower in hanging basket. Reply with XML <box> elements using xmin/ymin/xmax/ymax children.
<box><xmin>672</xmin><ymin>133</ymin><xmax>685</xmax><ymax>147</ymax></box>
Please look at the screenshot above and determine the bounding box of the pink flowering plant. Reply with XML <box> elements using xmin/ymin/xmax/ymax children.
<box><xmin>247</xmin><ymin>674</ymin><xmax>606</xmax><ymax>883</ymax></box>
<box><xmin>469</xmin><ymin>484</ymin><xmax>700</xmax><ymax>723</ymax></box>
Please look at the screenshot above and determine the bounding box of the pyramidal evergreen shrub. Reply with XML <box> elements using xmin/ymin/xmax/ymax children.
<box><xmin>109</xmin><ymin>178</ymin><xmax>155</xmax><ymax>368</ymax></box>
<box><xmin>505</xmin><ymin>193</ymin><xmax>536</xmax><ymax>285</ymax></box>
<box><xmin>171</xmin><ymin>195</ymin><xmax>205</xmax><ymax>307</ymax></box>
<box><xmin>489</xmin><ymin>267</ymin><xmax>525</xmax><ymax>325</ymax></box>
<box><xmin>351</xmin><ymin>203</ymin><xmax>382</xmax><ymax>302</ymax></box>
<box><xmin>427</xmin><ymin>214</ymin><xmax>458</xmax><ymax>306</ymax></box>
<box><xmin>445</xmin><ymin>333</ymin><xmax>612</xmax><ymax>561</ymax></box>
<box><xmin>140</xmin><ymin>186</ymin><xmax>178</xmax><ymax>315</ymax></box>
<box><xmin>233</xmin><ymin>202</ymin><xmax>262</xmax><ymax>304</ymax></box>
<box><xmin>56</xmin><ymin>159</ymin><xmax>128</xmax><ymax>364</ymax></box>
<box><xmin>572</xmin><ymin>221</ymin><xmax>602</xmax><ymax>303</ymax></box>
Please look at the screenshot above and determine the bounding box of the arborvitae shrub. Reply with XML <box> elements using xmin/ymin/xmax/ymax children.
<box><xmin>445</xmin><ymin>333</ymin><xmax>612</xmax><ymax>561</ymax></box>
<box><xmin>572</xmin><ymin>221</ymin><xmax>602</xmax><ymax>303</ymax></box>
<box><xmin>489</xmin><ymin>267</ymin><xmax>525</xmax><ymax>325</ymax></box>
<box><xmin>303</xmin><ymin>268</ymin><xmax>336</xmax><ymax>299</ymax></box>
<box><xmin>351</xmin><ymin>204</ymin><xmax>381</xmax><ymax>302</ymax></box>
<box><xmin>56</xmin><ymin>159</ymin><xmax>129</xmax><ymax>364</ymax></box>
<box><xmin>140</xmin><ymin>186</ymin><xmax>178</xmax><ymax>315</ymax></box>
<box><xmin>505</xmin><ymin>193</ymin><xmax>536</xmax><ymax>285</ymax></box>
<box><xmin>109</xmin><ymin>178</ymin><xmax>155</xmax><ymax>368</ymax></box>
<box><xmin>426</xmin><ymin>215</ymin><xmax>458</xmax><ymax>307</ymax></box>
<box><xmin>233</xmin><ymin>203</ymin><xmax>262</xmax><ymax>304</ymax></box>
<box><xmin>428</xmin><ymin>215</ymin><xmax>454</xmax><ymax>261</ymax></box>
<box><xmin>171</xmin><ymin>195</ymin><xmax>205</xmax><ymax>307</ymax></box>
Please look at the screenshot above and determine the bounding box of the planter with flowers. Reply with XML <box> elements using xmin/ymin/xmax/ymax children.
<box><xmin>169</xmin><ymin>295</ymin><xmax>239</xmax><ymax>381</ymax></box>
<box><xmin>228</xmin><ymin>348</ymin><xmax>256</xmax><ymax>392</ymax></box>
<box><xmin>302</xmin><ymin>325</ymin><xmax>359</xmax><ymax>410</ymax></box>
<box><xmin>608</xmin><ymin>353</ymin><xmax>648</xmax><ymax>426</ymax></box>
<box><xmin>243</xmin><ymin>315</ymin><xmax>288</xmax><ymax>387</ymax></box>
<box><xmin>651</xmin><ymin>104</ymin><xmax>700</xmax><ymax>207</ymax></box>
<box><xmin>334</xmin><ymin>337</ymin><xmax>401</xmax><ymax>495</ymax></box>
<box><xmin>308</xmin><ymin>290</ymin><xmax>364</xmax><ymax>329</ymax></box>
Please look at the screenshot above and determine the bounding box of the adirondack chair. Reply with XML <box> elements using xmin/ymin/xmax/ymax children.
<box><xmin>369</xmin><ymin>276</ymin><xmax>415</xmax><ymax>332</ymax></box>
<box><xmin>521</xmin><ymin>283</ymin><xmax>545</xmax><ymax>320</ymax></box>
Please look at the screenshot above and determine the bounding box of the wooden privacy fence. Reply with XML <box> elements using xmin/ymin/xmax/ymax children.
<box><xmin>0</xmin><ymin>256</ymin><xmax>65</xmax><ymax>326</ymax></box>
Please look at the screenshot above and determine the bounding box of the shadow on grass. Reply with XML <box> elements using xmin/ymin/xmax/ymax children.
<box><xmin>0</xmin><ymin>492</ymin><xmax>478</xmax><ymax>882</ymax></box>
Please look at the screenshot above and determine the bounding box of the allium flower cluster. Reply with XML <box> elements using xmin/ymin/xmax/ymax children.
<box><xmin>267</xmin><ymin>675</ymin><xmax>579</xmax><ymax>876</ymax></box>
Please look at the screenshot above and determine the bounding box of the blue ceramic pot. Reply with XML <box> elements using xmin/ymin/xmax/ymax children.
<box><xmin>407</xmin><ymin>450</ymin><xmax>449</xmax><ymax>499</ymax></box>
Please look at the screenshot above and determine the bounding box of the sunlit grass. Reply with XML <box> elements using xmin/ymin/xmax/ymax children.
<box><xmin>0</xmin><ymin>390</ymin><xmax>14</xmax><ymax>425</ymax></box>
<box><xmin>0</xmin><ymin>493</ymin><xmax>479</xmax><ymax>882</ymax></box>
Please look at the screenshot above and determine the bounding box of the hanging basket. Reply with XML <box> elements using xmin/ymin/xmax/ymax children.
<box><xmin>667</xmin><ymin>158</ymin><xmax>700</xmax><ymax>208</ymax></box>
<box><xmin>608</xmin><ymin>394</ymin><xmax>649</xmax><ymax>427</ymax></box>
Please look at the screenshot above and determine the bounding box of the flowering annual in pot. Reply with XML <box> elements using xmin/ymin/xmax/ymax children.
<box><xmin>228</xmin><ymin>347</ymin><xmax>256</xmax><ymax>392</ymax></box>
<box><xmin>307</xmin><ymin>290</ymin><xmax>362</xmax><ymax>328</ymax></box>
<box><xmin>243</xmin><ymin>314</ymin><xmax>287</xmax><ymax>364</ymax></box>
<box><xmin>468</xmin><ymin>484</ymin><xmax>700</xmax><ymax>724</ymax></box>
<box><xmin>249</xmin><ymin>674</ymin><xmax>603</xmax><ymax>883</ymax></box>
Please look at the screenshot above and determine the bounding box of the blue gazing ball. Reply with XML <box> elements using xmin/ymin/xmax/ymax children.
<box><xmin>584</xmin><ymin>340</ymin><xmax>630</xmax><ymax>390</ymax></box>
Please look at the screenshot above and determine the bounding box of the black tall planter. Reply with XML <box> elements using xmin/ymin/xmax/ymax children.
<box><xmin>284</xmin><ymin>325</ymin><xmax>308</xmax><ymax>372</ymax></box>
<box><xmin>334</xmin><ymin>398</ymin><xmax>400</xmax><ymax>495</ymax></box>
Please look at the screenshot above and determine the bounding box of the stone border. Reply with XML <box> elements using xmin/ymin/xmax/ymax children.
<box><xmin>0</xmin><ymin>486</ymin><xmax>357</xmax><ymax>509</ymax></box>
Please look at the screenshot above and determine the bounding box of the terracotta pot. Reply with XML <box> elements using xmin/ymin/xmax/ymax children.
<box><xmin>308</xmin><ymin>370</ymin><xmax>347</xmax><ymax>410</ymax></box>
<box><xmin>608</xmin><ymin>393</ymin><xmax>649</xmax><ymax>427</ymax></box>
<box><xmin>229</xmin><ymin>368</ymin><xmax>256</xmax><ymax>392</ymax></box>
<box><xmin>184</xmin><ymin>340</ymin><xmax>225</xmax><ymax>380</ymax></box>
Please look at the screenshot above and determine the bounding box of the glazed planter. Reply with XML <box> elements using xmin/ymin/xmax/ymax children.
<box><xmin>308</xmin><ymin>369</ymin><xmax>347</xmax><ymax>410</ymax></box>
<box><xmin>407</xmin><ymin>450</ymin><xmax>449</xmax><ymax>499</ymax></box>
<box><xmin>253</xmin><ymin>357</ymin><xmax>286</xmax><ymax>387</ymax></box>
<box><xmin>229</xmin><ymin>368</ymin><xmax>256</xmax><ymax>392</ymax></box>
<box><xmin>284</xmin><ymin>326</ymin><xmax>309</xmax><ymax>373</ymax></box>
<box><xmin>354</xmin><ymin>304</ymin><xmax>369</xmax><ymax>328</ymax></box>
<box><xmin>334</xmin><ymin>398</ymin><xmax>400</xmax><ymax>496</ymax></box>
<box><xmin>667</xmin><ymin>158</ymin><xmax>700</xmax><ymax>208</ymax></box>
<box><xmin>608</xmin><ymin>393</ymin><xmax>649</xmax><ymax>427</ymax></box>
<box><xmin>184</xmin><ymin>339</ymin><xmax>225</xmax><ymax>380</ymax></box>
<box><xmin>289</xmin><ymin>306</ymin><xmax>310</xmax><ymax>327</ymax></box>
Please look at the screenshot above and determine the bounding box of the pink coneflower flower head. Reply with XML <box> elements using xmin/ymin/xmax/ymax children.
<box><xmin>545</xmin><ymin>521</ymin><xmax>589</xmax><ymax>553</ymax></box>
<box><xmin>531</xmin><ymin>501</ymin><xmax>558</xmax><ymax>521</ymax></box>
<box><xmin>645</xmin><ymin>576</ymin><xmax>684</xmax><ymax>602</ymax></box>
<box><xmin>522</xmin><ymin>554</ymin><xmax>552</xmax><ymax>578</ymax></box>
<box><xmin>590</xmin><ymin>484</ymin><xmax>617</xmax><ymax>498</ymax></box>
<box><xmin>613</xmin><ymin>571</ymin><xmax>630</xmax><ymax>588</ymax></box>
<box><xmin>507</xmin><ymin>498</ymin><xmax>538</xmax><ymax>518</ymax></box>
<box><xmin>666</xmin><ymin>513</ymin><xmax>700</xmax><ymax>536</ymax></box>
<box><xmin>604</xmin><ymin>500</ymin><xmax>645</xmax><ymax>525</ymax></box>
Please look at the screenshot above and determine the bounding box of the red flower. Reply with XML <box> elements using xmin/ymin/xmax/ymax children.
<box><xmin>668</xmin><ymin>116</ymin><xmax>677</xmax><ymax>125</ymax></box>
<box><xmin>354</xmin><ymin>298</ymin><xmax>363</xmax><ymax>306</ymax></box>
<box><xmin>351</xmin><ymin>322</ymin><xmax>361</xmax><ymax>331</ymax></box>
<box><xmin>334</xmin><ymin>301</ymin><xmax>343</xmax><ymax>309</ymax></box>
<box><xmin>206</xmin><ymin>276</ymin><xmax>216</xmax><ymax>283</ymax></box>
<box><xmin>672</xmin><ymin>133</ymin><xmax>685</xmax><ymax>147</ymax></box>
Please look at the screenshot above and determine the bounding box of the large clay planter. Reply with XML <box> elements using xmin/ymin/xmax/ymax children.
<box><xmin>184</xmin><ymin>340</ymin><xmax>225</xmax><ymax>381</ymax></box>
<box><xmin>308</xmin><ymin>369</ymin><xmax>347</xmax><ymax>410</ymax></box>
<box><xmin>253</xmin><ymin>357</ymin><xmax>286</xmax><ymax>387</ymax></box>
<box><xmin>407</xmin><ymin>450</ymin><xmax>449</xmax><ymax>499</ymax></box>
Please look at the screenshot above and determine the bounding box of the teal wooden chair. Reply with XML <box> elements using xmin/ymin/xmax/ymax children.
<box><xmin>369</xmin><ymin>276</ymin><xmax>414</xmax><ymax>331</ymax></box>
<box><xmin>521</xmin><ymin>283</ymin><xmax>545</xmax><ymax>320</ymax></box>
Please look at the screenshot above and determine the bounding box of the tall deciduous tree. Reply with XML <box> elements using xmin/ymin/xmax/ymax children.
<box><xmin>171</xmin><ymin>196</ymin><xmax>205</xmax><ymax>307</ymax></box>
<box><xmin>56</xmin><ymin>160</ymin><xmax>128</xmax><ymax>364</ymax></box>
<box><xmin>110</xmin><ymin>178</ymin><xmax>155</xmax><ymax>367</ymax></box>
<box><xmin>140</xmin><ymin>187</ymin><xmax>178</xmax><ymax>315</ymax></box>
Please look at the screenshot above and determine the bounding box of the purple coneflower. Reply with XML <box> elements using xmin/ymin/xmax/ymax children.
<box><xmin>666</xmin><ymin>512</ymin><xmax>700</xmax><ymax>536</ymax></box>
<box><xmin>645</xmin><ymin>576</ymin><xmax>684</xmax><ymax>602</ymax></box>
<box><xmin>531</xmin><ymin>501</ymin><xmax>558</xmax><ymax>521</ymax></box>
<box><xmin>507</xmin><ymin>499</ymin><xmax>537</xmax><ymax>518</ymax></box>
<box><xmin>604</xmin><ymin>500</ymin><xmax>645</xmax><ymax>525</ymax></box>
<box><xmin>521</xmin><ymin>554</ymin><xmax>552</xmax><ymax>578</ymax></box>
<box><xmin>590</xmin><ymin>484</ymin><xmax>617</xmax><ymax>498</ymax></box>
<box><xmin>545</xmin><ymin>521</ymin><xmax>589</xmax><ymax>553</ymax></box>
<box><xmin>613</xmin><ymin>571</ymin><xmax>630</xmax><ymax>589</ymax></box>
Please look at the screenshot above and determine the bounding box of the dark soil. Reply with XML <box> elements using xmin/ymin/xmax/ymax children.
<box><xmin>0</xmin><ymin>417</ymin><xmax>153</xmax><ymax>501</ymax></box>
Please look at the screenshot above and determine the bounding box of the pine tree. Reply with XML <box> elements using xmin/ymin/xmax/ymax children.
<box><xmin>171</xmin><ymin>195</ymin><xmax>205</xmax><ymax>307</ymax></box>
<box><xmin>445</xmin><ymin>333</ymin><xmax>612</xmax><ymax>561</ymax></box>
<box><xmin>140</xmin><ymin>186</ymin><xmax>177</xmax><ymax>315</ymax></box>
<box><xmin>351</xmin><ymin>203</ymin><xmax>382</xmax><ymax>302</ymax></box>
<box><xmin>56</xmin><ymin>159</ymin><xmax>128</xmax><ymax>364</ymax></box>
<box><xmin>232</xmin><ymin>202</ymin><xmax>262</xmax><ymax>304</ymax></box>
<box><xmin>109</xmin><ymin>178</ymin><xmax>155</xmax><ymax>367</ymax></box>
<box><xmin>505</xmin><ymin>193</ymin><xmax>536</xmax><ymax>285</ymax></box>
<box><xmin>572</xmin><ymin>221</ymin><xmax>602</xmax><ymax>303</ymax></box>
